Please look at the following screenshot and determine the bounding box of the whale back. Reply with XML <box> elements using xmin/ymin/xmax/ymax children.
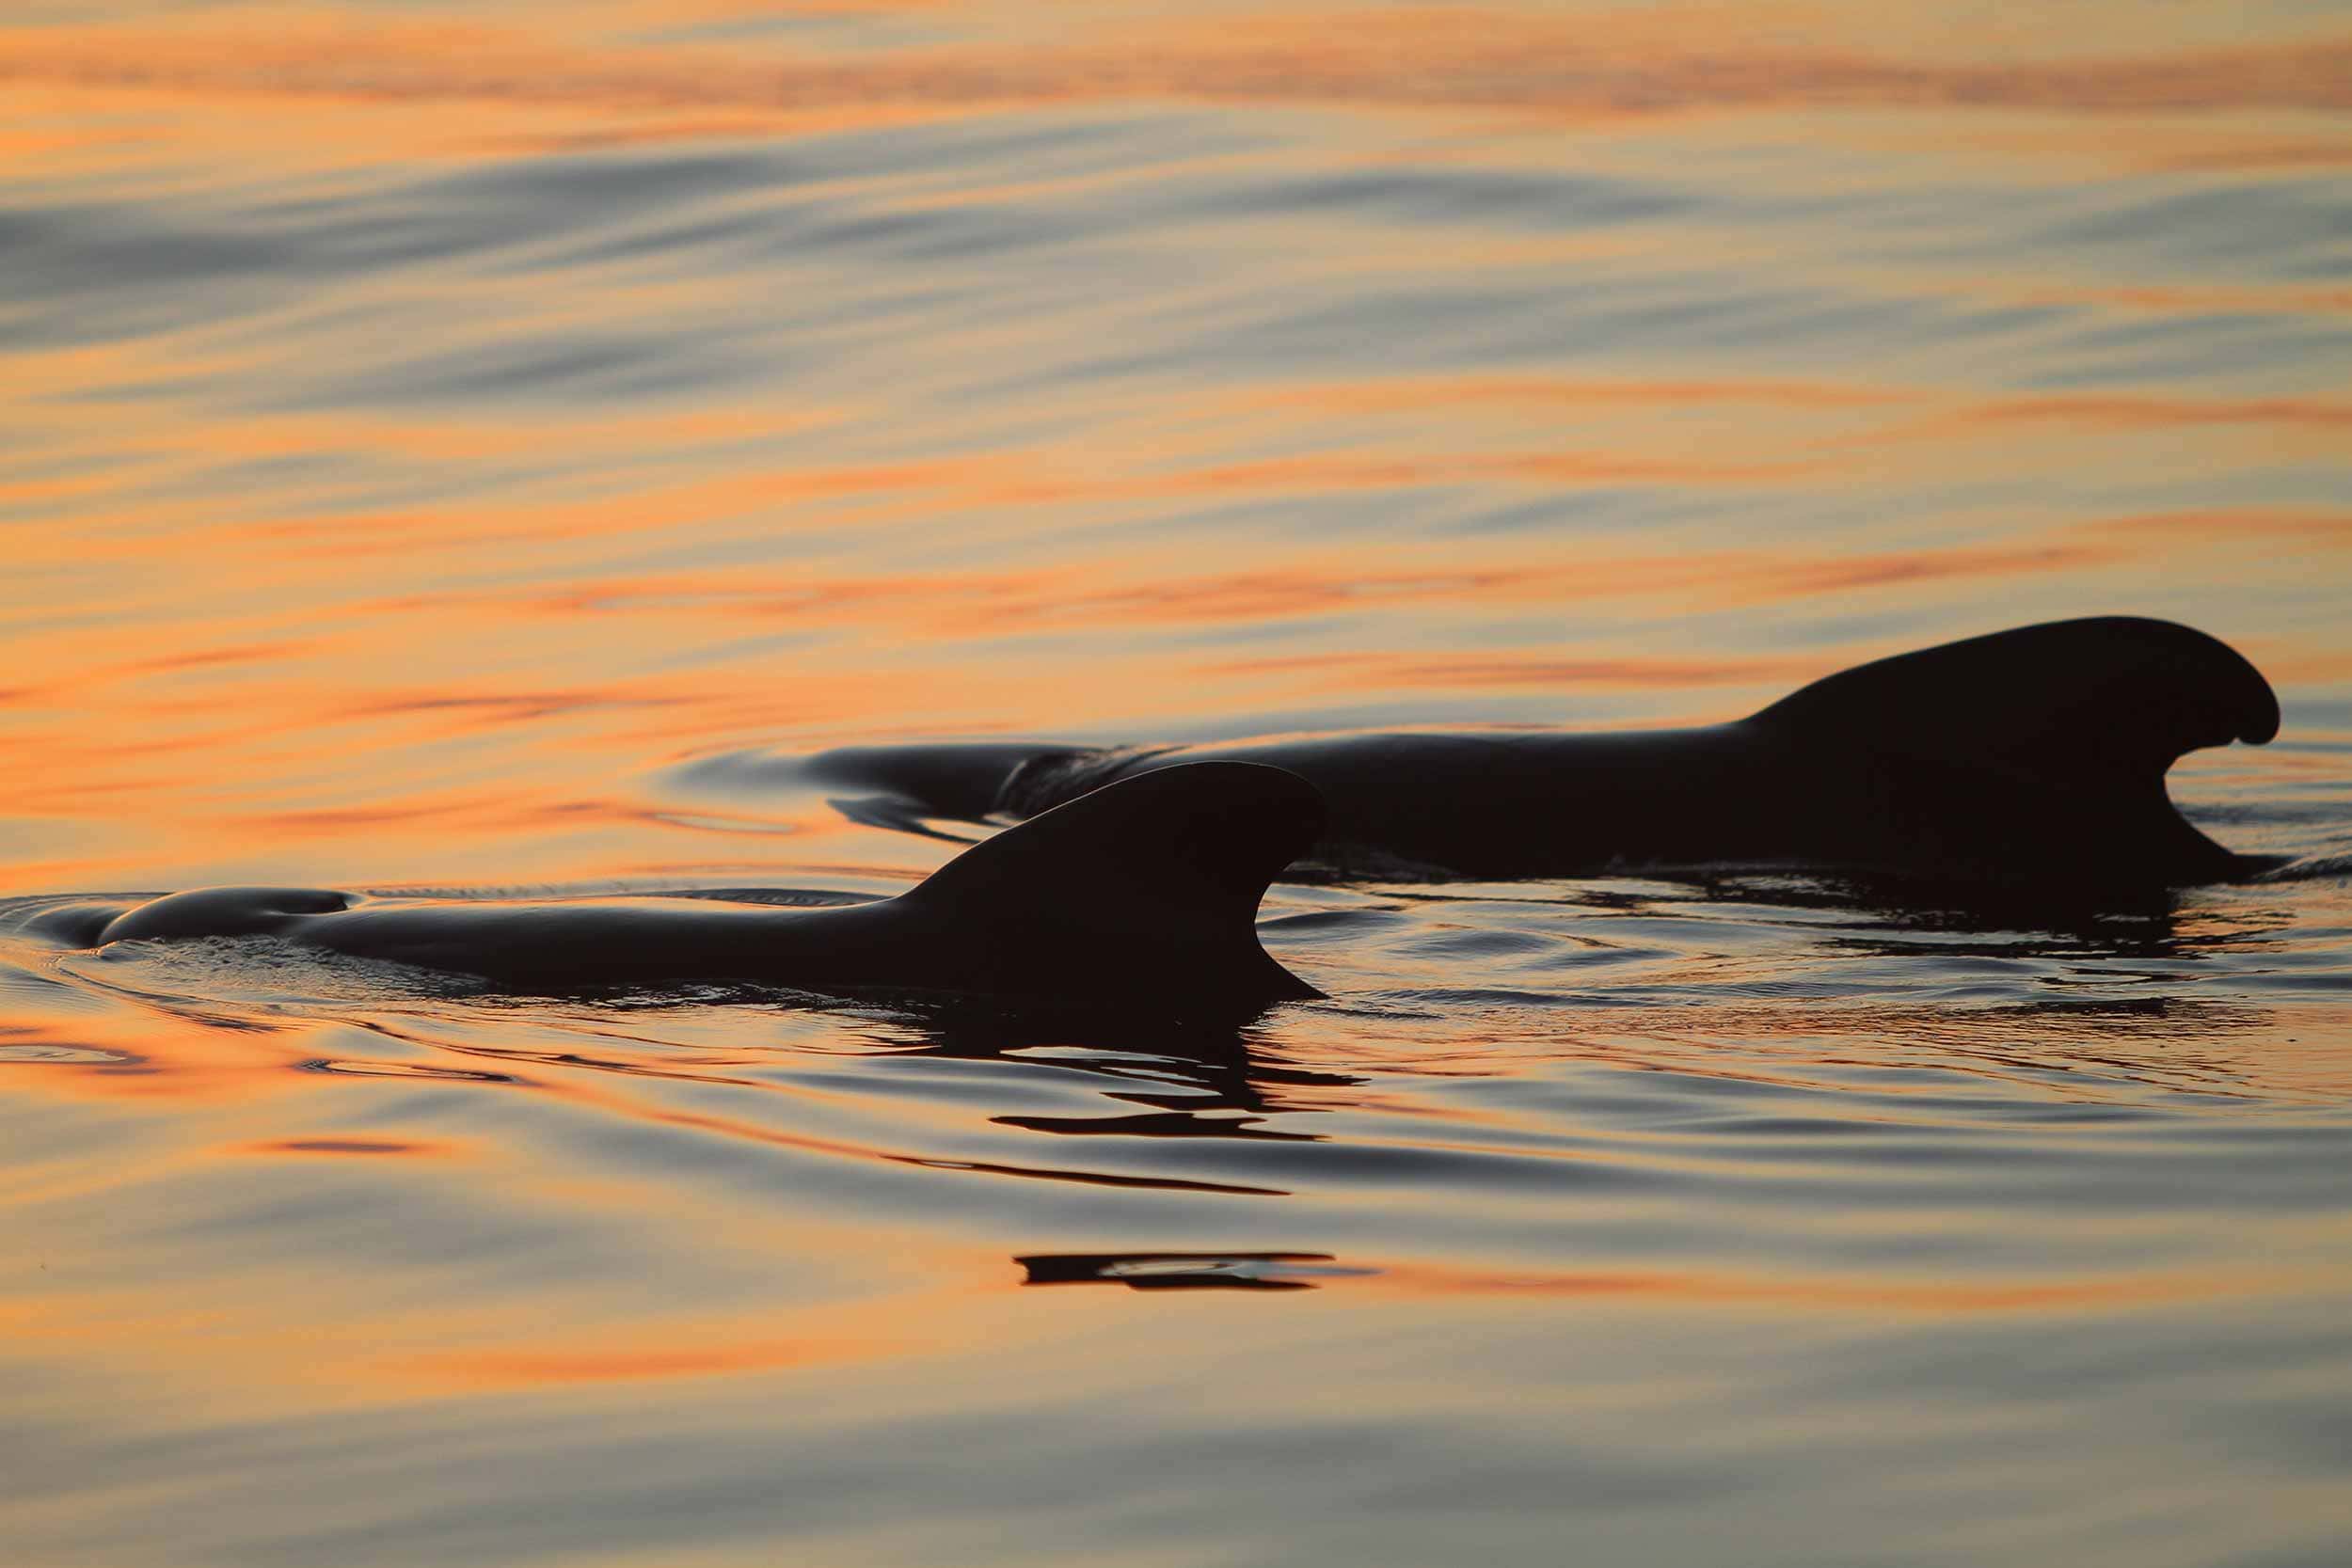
<box><xmin>896</xmin><ymin>760</ymin><xmax>1326</xmax><ymax>1006</ymax></box>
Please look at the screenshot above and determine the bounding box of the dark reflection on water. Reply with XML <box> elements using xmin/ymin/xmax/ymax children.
<box><xmin>861</xmin><ymin>1000</ymin><xmax>1366</xmax><ymax>1115</ymax></box>
<box><xmin>994</xmin><ymin>1109</ymin><xmax>1320</xmax><ymax>1142</ymax></box>
<box><xmin>301</xmin><ymin>1056</ymin><xmax>519</xmax><ymax>1083</ymax></box>
<box><xmin>1017</xmin><ymin>1251</ymin><xmax>1358</xmax><ymax>1290</ymax></box>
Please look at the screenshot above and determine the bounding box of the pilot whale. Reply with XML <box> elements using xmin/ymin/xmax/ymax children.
<box><xmin>29</xmin><ymin>762</ymin><xmax>1325</xmax><ymax>1008</ymax></box>
<box><xmin>783</xmin><ymin>618</ymin><xmax>2281</xmax><ymax>890</ymax></box>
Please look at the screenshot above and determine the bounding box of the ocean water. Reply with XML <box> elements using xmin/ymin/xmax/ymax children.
<box><xmin>5</xmin><ymin>3</ymin><xmax>2352</xmax><ymax>1564</ymax></box>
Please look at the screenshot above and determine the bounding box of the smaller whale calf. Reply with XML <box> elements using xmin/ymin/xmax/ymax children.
<box><xmin>28</xmin><ymin>762</ymin><xmax>1325</xmax><ymax>1010</ymax></box>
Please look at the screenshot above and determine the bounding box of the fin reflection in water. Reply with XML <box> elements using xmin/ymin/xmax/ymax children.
<box><xmin>1017</xmin><ymin>1252</ymin><xmax>1370</xmax><ymax>1291</ymax></box>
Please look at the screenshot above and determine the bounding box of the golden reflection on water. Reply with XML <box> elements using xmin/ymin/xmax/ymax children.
<box><xmin>1</xmin><ymin>980</ymin><xmax>2329</xmax><ymax>1414</ymax></box>
<box><xmin>9</xmin><ymin>6</ymin><xmax>2347</xmax><ymax>883</ymax></box>
<box><xmin>8</xmin><ymin>8</ymin><xmax>2350</xmax><ymax>130</ymax></box>
<box><xmin>0</xmin><ymin>476</ymin><xmax>2336</xmax><ymax>892</ymax></box>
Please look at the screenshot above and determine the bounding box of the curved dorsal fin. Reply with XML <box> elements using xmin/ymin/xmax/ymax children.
<box><xmin>898</xmin><ymin>760</ymin><xmax>1326</xmax><ymax>1006</ymax></box>
<box><xmin>1750</xmin><ymin>617</ymin><xmax>2278</xmax><ymax>786</ymax></box>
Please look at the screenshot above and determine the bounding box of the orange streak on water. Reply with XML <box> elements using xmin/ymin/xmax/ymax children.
<box><xmin>1355</xmin><ymin>1259</ymin><xmax>2258</xmax><ymax>1314</ymax></box>
<box><xmin>0</xmin><ymin>1223</ymin><xmax>997</xmax><ymax>1402</ymax></box>
<box><xmin>2086</xmin><ymin>511</ymin><xmax>2352</xmax><ymax>546</ymax></box>
<box><xmin>401</xmin><ymin>1326</ymin><xmax>912</xmax><ymax>1388</ymax></box>
<box><xmin>1852</xmin><ymin>113</ymin><xmax>2352</xmax><ymax>173</ymax></box>
<box><xmin>244</xmin><ymin>1137</ymin><xmax>455</xmax><ymax>1156</ymax></box>
<box><xmin>1203</xmin><ymin>651</ymin><xmax>1826</xmax><ymax>691</ymax></box>
<box><xmin>1964</xmin><ymin>396</ymin><xmax>2352</xmax><ymax>432</ymax></box>
<box><xmin>2003</xmin><ymin>281</ymin><xmax>2352</xmax><ymax>319</ymax></box>
<box><xmin>8</xmin><ymin>12</ymin><xmax>2352</xmax><ymax>139</ymax></box>
<box><xmin>1275</xmin><ymin>376</ymin><xmax>2352</xmax><ymax>434</ymax></box>
<box><xmin>1255</xmin><ymin>375</ymin><xmax>1915</xmax><ymax>413</ymax></box>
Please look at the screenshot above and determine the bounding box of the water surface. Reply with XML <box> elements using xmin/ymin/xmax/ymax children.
<box><xmin>5</xmin><ymin>3</ymin><xmax>2351</xmax><ymax>1564</ymax></box>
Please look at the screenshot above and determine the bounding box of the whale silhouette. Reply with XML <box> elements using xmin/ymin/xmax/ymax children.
<box><xmin>30</xmin><ymin>761</ymin><xmax>1326</xmax><ymax>1009</ymax></box>
<box><xmin>783</xmin><ymin>618</ymin><xmax>2280</xmax><ymax>890</ymax></box>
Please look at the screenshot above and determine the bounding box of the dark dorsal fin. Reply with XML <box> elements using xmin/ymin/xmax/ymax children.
<box><xmin>897</xmin><ymin>761</ymin><xmax>1325</xmax><ymax>1006</ymax></box>
<box><xmin>1744</xmin><ymin>618</ymin><xmax>2279</xmax><ymax>884</ymax></box>
<box><xmin>1751</xmin><ymin>617</ymin><xmax>2278</xmax><ymax>785</ymax></box>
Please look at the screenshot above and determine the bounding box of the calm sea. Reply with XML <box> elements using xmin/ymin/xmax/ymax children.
<box><xmin>5</xmin><ymin>3</ymin><xmax>2350</xmax><ymax>1563</ymax></box>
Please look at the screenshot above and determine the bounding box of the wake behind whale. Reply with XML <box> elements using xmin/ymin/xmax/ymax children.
<box><xmin>763</xmin><ymin>618</ymin><xmax>2283</xmax><ymax>892</ymax></box>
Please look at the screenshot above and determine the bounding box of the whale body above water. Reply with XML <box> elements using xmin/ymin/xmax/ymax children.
<box><xmin>784</xmin><ymin>618</ymin><xmax>2281</xmax><ymax>891</ymax></box>
<box><xmin>28</xmin><ymin>762</ymin><xmax>1325</xmax><ymax>1009</ymax></box>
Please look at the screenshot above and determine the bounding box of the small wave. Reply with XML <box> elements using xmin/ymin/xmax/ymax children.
<box><xmin>2256</xmin><ymin>851</ymin><xmax>2352</xmax><ymax>882</ymax></box>
<box><xmin>297</xmin><ymin>1057</ymin><xmax>516</xmax><ymax>1083</ymax></box>
<box><xmin>995</xmin><ymin>746</ymin><xmax>1168</xmax><ymax>816</ymax></box>
<box><xmin>0</xmin><ymin>1042</ymin><xmax>138</xmax><ymax>1066</ymax></box>
<box><xmin>57</xmin><ymin>934</ymin><xmax>484</xmax><ymax>1006</ymax></box>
